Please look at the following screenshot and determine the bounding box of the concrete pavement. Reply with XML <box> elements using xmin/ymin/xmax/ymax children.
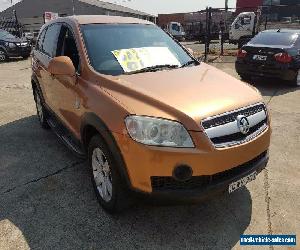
<box><xmin>0</xmin><ymin>58</ymin><xmax>299</xmax><ymax>249</ymax></box>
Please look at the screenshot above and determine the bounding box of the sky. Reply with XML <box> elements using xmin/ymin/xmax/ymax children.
<box><xmin>0</xmin><ymin>0</ymin><xmax>237</xmax><ymax>15</ymax></box>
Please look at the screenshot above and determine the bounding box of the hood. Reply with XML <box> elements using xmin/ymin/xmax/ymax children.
<box><xmin>2</xmin><ymin>36</ymin><xmax>27</xmax><ymax>43</ymax></box>
<box><xmin>102</xmin><ymin>63</ymin><xmax>262</xmax><ymax>131</ymax></box>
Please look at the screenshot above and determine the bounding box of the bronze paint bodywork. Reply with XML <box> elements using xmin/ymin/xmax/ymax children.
<box><xmin>32</xmin><ymin>16</ymin><xmax>271</xmax><ymax>193</ymax></box>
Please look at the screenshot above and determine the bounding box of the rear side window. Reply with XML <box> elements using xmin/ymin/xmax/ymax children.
<box><xmin>36</xmin><ymin>28</ymin><xmax>47</xmax><ymax>51</ymax></box>
<box><xmin>42</xmin><ymin>24</ymin><xmax>61</xmax><ymax>57</ymax></box>
<box><xmin>250</xmin><ymin>32</ymin><xmax>299</xmax><ymax>46</ymax></box>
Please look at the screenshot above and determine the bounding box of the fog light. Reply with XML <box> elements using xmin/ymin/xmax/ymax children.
<box><xmin>173</xmin><ymin>165</ymin><xmax>193</xmax><ymax>181</ymax></box>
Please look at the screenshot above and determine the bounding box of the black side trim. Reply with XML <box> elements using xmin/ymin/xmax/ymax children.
<box><xmin>47</xmin><ymin>114</ymin><xmax>85</xmax><ymax>158</ymax></box>
<box><xmin>80</xmin><ymin>113</ymin><xmax>132</xmax><ymax>189</ymax></box>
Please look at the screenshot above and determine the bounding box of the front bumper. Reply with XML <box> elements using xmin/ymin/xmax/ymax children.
<box><xmin>7</xmin><ymin>46</ymin><xmax>32</xmax><ymax>57</ymax></box>
<box><xmin>236</xmin><ymin>61</ymin><xmax>297</xmax><ymax>81</ymax></box>
<box><xmin>113</xmin><ymin>125</ymin><xmax>271</xmax><ymax>195</ymax></box>
<box><xmin>149</xmin><ymin>151</ymin><xmax>268</xmax><ymax>201</ymax></box>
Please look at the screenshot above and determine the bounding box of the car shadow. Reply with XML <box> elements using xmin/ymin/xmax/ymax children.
<box><xmin>0</xmin><ymin>116</ymin><xmax>252</xmax><ymax>249</ymax></box>
<box><xmin>0</xmin><ymin>57</ymin><xmax>29</xmax><ymax>64</ymax></box>
<box><xmin>243</xmin><ymin>76</ymin><xmax>299</xmax><ymax>98</ymax></box>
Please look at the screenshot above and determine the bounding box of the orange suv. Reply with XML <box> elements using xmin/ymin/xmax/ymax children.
<box><xmin>31</xmin><ymin>15</ymin><xmax>271</xmax><ymax>213</ymax></box>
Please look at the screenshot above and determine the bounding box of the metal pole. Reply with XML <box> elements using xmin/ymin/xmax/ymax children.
<box><xmin>72</xmin><ymin>0</ymin><xmax>75</xmax><ymax>15</ymax></box>
<box><xmin>204</xmin><ymin>7</ymin><xmax>209</xmax><ymax>62</ymax></box>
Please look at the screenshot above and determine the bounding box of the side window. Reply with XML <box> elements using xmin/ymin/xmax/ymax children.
<box><xmin>56</xmin><ymin>25</ymin><xmax>80</xmax><ymax>72</ymax></box>
<box><xmin>42</xmin><ymin>24</ymin><xmax>61</xmax><ymax>57</ymax></box>
<box><xmin>241</xmin><ymin>16</ymin><xmax>251</xmax><ymax>26</ymax></box>
<box><xmin>36</xmin><ymin>28</ymin><xmax>47</xmax><ymax>51</ymax></box>
<box><xmin>172</xmin><ymin>23</ymin><xmax>180</xmax><ymax>32</ymax></box>
<box><xmin>296</xmin><ymin>37</ymin><xmax>300</xmax><ymax>47</ymax></box>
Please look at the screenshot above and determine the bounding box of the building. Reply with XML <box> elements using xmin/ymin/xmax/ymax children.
<box><xmin>0</xmin><ymin>0</ymin><xmax>155</xmax><ymax>35</ymax></box>
<box><xmin>158</xmin><ymin>11</ymin><xmax>233</xmax><ymax>28</ymax></box>
<box><xmin>236</xmin><ymin>0</ymin><xmax>263</xmax><ymax>13</ymax></box>
<box><xmin>236</xmin><ymin>0</ymin><xmax>300</xmax><ymax>20</ymax></box>
<box><xmin>157</xmin><ymin>13</ymin><xmax>185</xmax><ymax>28</ymax></box>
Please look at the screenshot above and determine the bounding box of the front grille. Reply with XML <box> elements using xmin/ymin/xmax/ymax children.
<box><xmin>211</xmin><ymin>120</ymin><xmax>266</xmax><ymax>145</ymax></box>
<box><xmin>202</xmin><ymin>104</ymin><xmax>265</xmax><ymax>129</ymax></box>
<box><xmin>151</xmin><ymin>151</ymin><xmax>267</xmax><ymax>192</ymax></box>
<box><xmin>201</xmin><ymin>103</ymin><xmax>268</xmax><ymax>147</ymax></box>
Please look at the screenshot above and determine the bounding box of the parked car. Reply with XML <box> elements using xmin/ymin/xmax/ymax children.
<box><xmin>0</xmin><ymin>29</ymin><xmax>31</xmax><ymax>62</ymax></box>
<box><xmin>165</xmin><ymin>22</ymin><xmax>185</xmax><ymax>41</ymax></box>
<box><xmin>236</xmin><ymin>29</ymin><xmax>300</xmax><ymax>86</ymax></box>
<box><xmin>22</xmin><ymin>32</ymin><xmax>34</xmax><ymax>44</ymax></box>
<box><xmin>31</xmin><ymin>16</ymin><xmax>271</xmax><ymax>213</ymax></box>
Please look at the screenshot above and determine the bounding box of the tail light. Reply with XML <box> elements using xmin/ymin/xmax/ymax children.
<box><xmin>237</xmin><ymin>49</ymin><xmax>247</xmax><ymax>58</ymax></box>
<box><xmin>274</xmin><ymin>53</ymin><xmax>292</xmax><ymax>63</ymax></box>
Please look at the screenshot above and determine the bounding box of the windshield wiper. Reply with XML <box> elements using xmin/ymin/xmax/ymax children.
<box><xmin>181</xmin><ymin>60</ymin><xmax>197</xmax><ymax>68</ymax></box>
<box><xmin>125</xmin><ymin>64</ymin><xmax>179</xmax><ymax>75</ymax></box>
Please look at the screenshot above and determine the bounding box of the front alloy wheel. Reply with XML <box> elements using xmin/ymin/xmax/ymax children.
<box><xmin>88</xmin><ymin>135</ymin><xmax>133</xmax><ymax>213</ymax></box>
<box><xmin>0</xmin><ymin>50</ymin><xmax>7</xmax><ymax>62</ymax></box>
<box><xmin>92</xmin><ymin>148</ymin><xmax>113</xmax><ymax>202</ymax></box>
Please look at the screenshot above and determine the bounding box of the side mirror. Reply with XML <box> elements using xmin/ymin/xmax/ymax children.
<box><xmin>48</xmin><ymin>56</ymin><xmax>76</xmax><ymax>76</ymax></box>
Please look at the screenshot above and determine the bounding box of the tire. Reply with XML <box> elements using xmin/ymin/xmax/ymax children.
<box><xmin>22</xmin><ymin>55</ymin><xmax>30</xmax><ymax>60</ymax></box>
<box><xmin>0</xmin><ymin>49</ymin><xmax>8</xmax><ymax>62</ymax></box>
<box><xmin>88</xmin><ymin>135</ymin><xmax>133</xmax><ymax>213</ymax></box>
<box><xmin>34</xmin><ymin>88</ymin><xmax>50</xmax><ymax>129</ymax></box>
<box><xmin>239</xmin><ymin>74</ymin><xmax>251</xmax><ymax>82</ymax></box>
<box><xmin>288</xmin><ymin>70</ymin><xmax>300</xmax><ymax>87</ymax></box>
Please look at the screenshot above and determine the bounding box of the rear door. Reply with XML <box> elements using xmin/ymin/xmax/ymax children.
<box><xmin>34</xmin><ymin>23</ymin><xmax>61</xmax><ymax>111</ymax></box>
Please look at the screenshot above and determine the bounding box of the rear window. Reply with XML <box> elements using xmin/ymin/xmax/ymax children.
<box><xmin>250</xmin><ymin>32</ymin><xmax>299</xmax><ymax>46</ymax></box>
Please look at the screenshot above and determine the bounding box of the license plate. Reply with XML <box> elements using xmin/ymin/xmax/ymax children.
<box><xmin>228</xmin><ymin>171</ymin><xmax>257</xmax><ymax>194</ymax></box>
<box><xmin>253</xmin><ymin>55</ymin><xmax>267</xmax><ymax>61</ymax></box>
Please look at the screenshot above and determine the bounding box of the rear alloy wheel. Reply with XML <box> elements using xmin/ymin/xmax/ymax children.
<box><xmin>296</xmin><ymin>70</ymin><xmax>300</xmax><ymax>87</ymax></box>
<box><xmin>289</xmin><ymin>70</ymin><xmax>300</xmax><ymax>87</ymax></box>
<box><xmin>239</xmin><ymin>74</ymin><xmax>251</xmax><ymax>82</ymax></box>
<box><xmin>88</xmin><ymin>135</ymin><xmax>133</xmax><ymax>213</ymax></box>
<box><xmin>34</xmin><ymin>88</ymin><xmax>49</xmax><ymax>129</ymax></box>
<box><xmin>0</xmin><ymin>50</ymin><xmax>7</xmax><ymax>62</ymax></box>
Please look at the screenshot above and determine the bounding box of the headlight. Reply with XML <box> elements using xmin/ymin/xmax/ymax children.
<box><xmin>6</xmin><ymin>42</ymin><xmax>16</xmax><ymax>48</ymax></box>
<box><xmin>125</xmin><ymin>116</ymin><xmax>194</xmax><ymax>148</ymax></box>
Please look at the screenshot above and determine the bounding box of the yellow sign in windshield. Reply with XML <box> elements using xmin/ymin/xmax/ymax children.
<box><xmin>112</xmin><ymin>47</ymin><xmax>181</xmax><ymax>73</ymax></box>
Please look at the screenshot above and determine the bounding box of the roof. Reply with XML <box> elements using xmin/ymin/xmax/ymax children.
<box><xmin>71</xmin><ymin>15</ymin><xmax>153</xmax><ymax>25</ymax></box>
<box><xmin>79</xmin><ymin>0</ymin><xmax>153</xmax><ymax>17</ymax></box>
<box><xmin>0</xmin><ymin>0</ymin><xmax>154</xmax><ymax>19</ymax></box>
<box><xmin>262</xmin><ymin>29</ymin><xmax>300</xmax><ymax>33</ymax></box>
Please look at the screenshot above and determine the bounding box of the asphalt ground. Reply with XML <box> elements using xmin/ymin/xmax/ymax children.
<box><xmin>0</xmin><ymin>56</ymin><xmax>299</xmax><ymax>249</ymax></box>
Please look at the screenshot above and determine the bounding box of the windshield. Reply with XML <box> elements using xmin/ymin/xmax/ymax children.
<box><xmin>250</xmin><ymin>32</ymin><xmax>298</xmax><ymax>46</ymax></box>
<box><xmin>81</xmin><ymin>24</ymin><xmax>194</xmax><ymax>76</ymax></box>
<box><xmin>0</xmin><ymin>30</ymin><xmax>16</xmax><ymax>39</ymax></box>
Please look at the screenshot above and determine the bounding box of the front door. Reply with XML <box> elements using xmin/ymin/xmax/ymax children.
<box><xmin>51</xmin><ymin>24</ymin><xmax>82</xmax><ymax>138</ymax></box>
